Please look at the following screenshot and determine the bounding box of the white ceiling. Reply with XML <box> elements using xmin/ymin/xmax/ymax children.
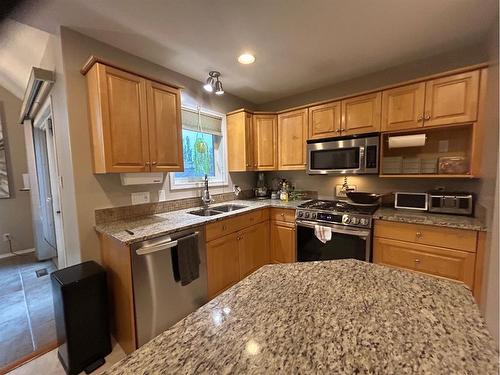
<box><xmin>12</xmin><ymin>0</ymin><xmax>499</xmax><ymax>104</ymax></box>
<box><xmin>0</xmin><ymin>19</ymin><xmax>50</xmax><ymax>98</ymax></box>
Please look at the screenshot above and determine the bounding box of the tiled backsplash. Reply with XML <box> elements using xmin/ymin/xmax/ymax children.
<box><xmin>95</xmin><ymin>190</ymin><xmax>254</xmax><ymax>224</ymax></box>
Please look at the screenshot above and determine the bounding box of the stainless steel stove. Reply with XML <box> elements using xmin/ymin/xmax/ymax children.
<box><xmin>296</xmin><ymin>199</ymin><xmax>378</xmax><ymax>228</ymax></box>
<box><xmin>295</xmin><ymin>199</ymin><xmax>379</xmax><ymax>262</ymax></box>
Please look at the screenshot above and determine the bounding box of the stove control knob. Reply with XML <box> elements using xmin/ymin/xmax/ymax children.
<box><xmin>351</xmin><ymin>217</ymin><xmax>359</xmax><ymax>225</ymax></box>
<box><xmin>360</xmin><ymin>218</ymin><xmax>369</xmax><ymax>226</ymax></box>
<box><xmin>311</xmin><ymin>213</ymin><xmax>317</xmax><ymax>219</ymax></box>
<box><xmin>304</xmin><ymin>212</ymin><xmax>310</xmax><ymax>218</ymax></box>
<box><xmin>297</xmin><ymin>211</ymin><xmax>303</xmax><ymax>217</ymax></box>
<box><xmin>342</xmin><ymin>215</ymin><xmax>351</xmax><ymax>224</ymax></box>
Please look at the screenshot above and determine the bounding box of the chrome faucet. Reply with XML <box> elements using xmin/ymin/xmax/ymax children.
<box><xmin>201</xmin><ymin>174</ymin><xmax>213</xmax><ymax>207</ymax></box>
<box><xmin>234</xmin><ymin>185</ymin><xmax>242</xmax><ymax>198</ymax></box>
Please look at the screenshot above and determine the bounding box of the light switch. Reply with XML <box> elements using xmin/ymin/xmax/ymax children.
<box><xmin>158</xmin><ymin>190</ymin><xmax>166</xmax><ymax>202</ymax></box>
<box><xmin>131</xmin><ymin>192</ymin><xmax>150</xmax><ymax>205</ymax></box>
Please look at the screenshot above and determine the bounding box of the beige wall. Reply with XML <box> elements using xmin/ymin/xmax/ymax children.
<box><xmin>58</xmin><ymin>28</ymin><xmax>256</xmax><ymax>263</ymax></box>
<box><xmin>0</xmin><ymin>85</ymin><xmax>34</xmax><ymax>255</ymax></box>
<box><xmin>476</xmin><ymin>22</ymin><xmax>499</xmax><ymax>345</ymax></box>
<box><xmin>257</xmin><ymin>43</ymin><xmax>488</xmax><ymax>111</ymax></box>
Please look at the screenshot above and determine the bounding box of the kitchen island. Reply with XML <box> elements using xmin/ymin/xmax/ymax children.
<box><xmin>102</xmin><ymin>260</ymin><xmax>498</xmax><ymax>374</ymax></box>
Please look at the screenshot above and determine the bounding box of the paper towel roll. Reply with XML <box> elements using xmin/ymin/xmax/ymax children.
<box><xmin>388</xmin><ymin>134</ymin><xmax>426</xmax><ymax>148</ymax></box>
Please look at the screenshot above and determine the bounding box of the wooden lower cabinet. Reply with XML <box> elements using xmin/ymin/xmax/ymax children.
<box><xmin>373</xmin><ymin>237</ymin><xmax>475</xmax><ymax>288</ymax></box>
<box><xmin>373</xmin><ymin>220</ymin><xmax>483</xmax><ymax>298</ymax></box>
<box><xmin>206</xmin><ymin>234</ymin><xmax>241</xmax><ymax>298</ymax></box>
<box><xmin>271</xmin><ymin>220</ymin><xmax>296</xmax><ymax>264</ymax></box>
<box><xmin>238</xmin><ymin>221</ymin><xmax>270</xmax><ymax>278</ymax></box>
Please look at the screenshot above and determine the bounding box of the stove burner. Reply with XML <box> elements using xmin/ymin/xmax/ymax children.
<box><xmin>298</xmin><ymin>199</ymin><xmax>379</xmax><ymax>215</ymax></box>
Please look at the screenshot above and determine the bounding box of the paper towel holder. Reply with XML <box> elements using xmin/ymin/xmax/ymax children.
<box><xmin>387</xmin><ymin>134</ymin><xmax>427</xmax><ymax>148</ymax></box>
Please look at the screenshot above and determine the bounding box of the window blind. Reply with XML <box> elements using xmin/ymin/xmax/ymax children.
<box><xmin>181</xmin><ymin>108</ymin><xmax>222</xmax><ymax>136</ymax></box>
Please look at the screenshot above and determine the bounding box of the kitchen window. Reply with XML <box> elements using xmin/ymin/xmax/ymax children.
<box><xmin>170</xmin><ymin>106</ymin><xmax>228</xmax><ymax>189</ymax></box>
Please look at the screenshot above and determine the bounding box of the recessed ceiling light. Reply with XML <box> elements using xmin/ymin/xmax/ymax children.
<box><xmin>238</xmin><ymin>53</ymin><xmax>255</xmax><ymax>64</ymax></box>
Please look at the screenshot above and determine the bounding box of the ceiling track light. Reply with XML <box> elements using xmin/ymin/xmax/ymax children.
<box><xmin>203</xmin><ymin>71</ymin><xmax>224</xmax><ymax>95</ymax></box>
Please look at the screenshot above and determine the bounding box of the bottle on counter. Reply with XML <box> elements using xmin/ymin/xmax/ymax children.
<box><xmin>279</xmin><ymin>182</ymin><xmax>289</xmax><ymax>202</ymax></box>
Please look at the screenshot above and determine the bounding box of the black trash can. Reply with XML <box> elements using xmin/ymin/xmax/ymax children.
<box><xmin>51</xmin><ymin>261</ymin><xmax>111</xmax><ymax>375</ymax></box>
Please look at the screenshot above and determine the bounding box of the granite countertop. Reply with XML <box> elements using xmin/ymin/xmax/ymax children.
<box><xmin>95</xmin><ymin>199</ymin><xmax>305</xmax><ymax>245</ymax></box>
<box><xmin>103</xmin><ymin>260</ymin><xmax>498</xmax><ymax>374</ymax></box>
<box><xmin>373</xmin><ymin>207</ymin><xmax>487</xmax><ymax>231</ymax></box>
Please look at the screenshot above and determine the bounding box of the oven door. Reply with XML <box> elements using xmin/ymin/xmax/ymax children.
<box><xmin>296</xmin><ymin>220</ymin><xmax>372</xmax><ymax>262</ymax></box>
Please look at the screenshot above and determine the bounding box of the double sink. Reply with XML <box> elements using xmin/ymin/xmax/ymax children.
<box><xmin>188</xmin><ymin>204</ymin><xmax>248</xmax><ymax>217</ymax></box>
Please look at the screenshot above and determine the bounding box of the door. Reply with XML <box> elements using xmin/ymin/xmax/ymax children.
<box><xmin>227</xmin><ymin>111</ymin><xmax>253</xmax><ymax>171</ymax></box>
<box><xmin>278</xmin><ymin>109</ymin><xmax>308</xmax><ymax>170</ymax></box>
<box><xmin>99</xmin><ymin>64</ymin><xmax>150</xmax><ymax>172</ymax></box>
<box><xmin>238</xmin><ymin>221</ymin><xmax>270</xmax><ymax>278</ymax></box>
<box><xmin>381</xmin><ymin>83</ymin><xmax>425</xmax><ymax>131</ymax></box>
<box><xmin>271</xmin><ymin>221</ymin><xmax>296</xmax><ymax>263</ymax></box>
<box><xmin>341</xmin><ymin>92</ymin><xmax>382</xmax><ymax>136</ymax></box>
<box><xmin>206</xmin><ymin>234</ymin><xmax>240</xmax><ymax>298</ymax></box>
<box><xmin>33</xmin><ymin>127</ymin><xmax>57</xmax><ymax>256</ymax></box>
<box><xmin>373</xmin><ymin>237</ymin><xmax>475</xmax><ymax>288</ymax></box>
<box><xmin>146</xmin><ymin>80</ymin><xmax>183</xmax><ymax>172</ymax></box>
<box><xmin>423</xmin><ymin>71</ymin><xmax>480</xmax><ymax>127</ymax></box>
<box><xmin>308</xmin><ymin>101</ymin><xmax>341</xmax><ymax>140</ymax></box>
<box><xmin>253</xmin><ymin>114</ymin><xmax>277</xmax><ymax>170</ymax></box>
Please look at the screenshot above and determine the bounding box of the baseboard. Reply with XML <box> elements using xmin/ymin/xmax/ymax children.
<box><xmin>0</xmin><ymin>248</ymin><xmax>36</xmax><ymax>260</ymax></box>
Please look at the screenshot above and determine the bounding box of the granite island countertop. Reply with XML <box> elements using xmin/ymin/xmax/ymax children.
<box><xmin>95</xmin><ymin>199</ymin><xmax>306</xmax><ymax>245</ymax></box>
<box><xmin>373</xmin><ymin>207</ymin><xmax>487</xmax><ymax>231</ymax></box>
<box><xmin>103</xmin><ymin>260</ymin><xmax>498</xmax><ymax>375</ymax></box>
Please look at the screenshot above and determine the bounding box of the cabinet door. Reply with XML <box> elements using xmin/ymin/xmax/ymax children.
<box><xmin>341</xmin><ymin>92</ymin><xmax>382</xmax><ymax>136</ymax></box>
<box><xmin>373</xmin><ymin>237</ymin><xmax>475</xmax><ymax>288</ymax></box>
<box><xmin>146</xmin><ymin>80</ymin><xmax>183</xmax><ymax>172</ymax></box>
<box><xmin>97</xmin><ymin>64</ymin><xmax>150</xmax><ymax>172</ymax></box>
<box><xmin>227</xmin><ymin>111</ymin><xmax>253</xmax><ymax>171</ymax></box>
<box><xmin>381</xmin><ymin>83</ymin><xmax>425</xmax><ymax>131</ymax></box>
<box><xmin>270</xmin><ymin>221</ymin><xmax>296</xmax><ymax>263</ymax></box>
<box><xmin>238</xmin><ymin>221</ymin><xmax>270</xmax><ymax>279</ymax></box>
<box><xmin>278</xmin><ymin>109</ymin><xmax>308</xmax><ymax>170</ymax></box>
<box><xmin>308</xmin><ymin>101</ymin><xmax>341</xmax><ymax>140</ymax></box>
<box><xmin>424</xmin><ymin>70</ymin><xmax>480</xmax><ymax>127</ymax></box>
<box><xmin>206</xmin><ymin>234</ymin><xmax>240</xmax><ymax>298</ymax></box>
<box><xmin>253</xmin><ymin>114</ymin><xmax>277</xmax><ymax>170</ymax></box>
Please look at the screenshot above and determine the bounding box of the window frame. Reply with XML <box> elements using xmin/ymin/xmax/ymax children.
<box><xmin>169</xmin><ymin>105</ymin><xmax>229</xmax><ymax>190</ymax></box>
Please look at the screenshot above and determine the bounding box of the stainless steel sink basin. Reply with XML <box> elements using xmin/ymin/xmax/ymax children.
<box><xmin>188</xmin><ymin>209</ymin><xmax>224</xmax><ymax>217</ymax></box>
<box><xmin>188</xmin><ymin>204</ymin><xmax>248</xmax><ymax>217</ymax></box>
<box><xmin>212</xmin><ymin>204</ymin><xmax>248</xmax><ymax>212</ymax></box>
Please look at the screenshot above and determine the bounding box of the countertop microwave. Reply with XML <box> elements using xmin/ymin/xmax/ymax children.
<box><xmin>307</xmin><ymin>134</ymin><xmax>379</xmax><ymax>175</ymax></box>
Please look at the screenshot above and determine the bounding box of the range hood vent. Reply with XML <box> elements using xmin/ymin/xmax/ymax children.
<box><xmin>18</xmin><ymin>67</ymin><xmax>55</xmax><ymax>124</ymax></box>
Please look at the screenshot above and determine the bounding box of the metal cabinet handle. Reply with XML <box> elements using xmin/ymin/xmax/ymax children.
<box><xmin>340</xmin><ymin>128</ymin><xmax>346</xmax><ymax>132</ymax></box>
<box><xmin>152</xmin><ymin>161</ymin><xmax>157</xmax><ymax>165</ymax></box>
<box><xmin>335</xmin><ymin>129</ymin><xmax>341</xmax><ymax>133</ymax></box>
<box><xmin>416</xmin><ymin>231</ymin><xmax>422</xmax><ymax>238</ymax></box>
<box><xmin>280</xmin><ymin>213</ymin><xmax>285</xmax><ymax>216</ymax></box>
<box><xmin>145</xmin><ymin>161</ymin><xmax>150</xmax><ymax>166</ymax></box>
<box><xmin>424</xmin><ymin>113</ymin><xmax>431</xmax><ymax>120</ymax></box>
<box><xmin>417</xmin><ymin>114</ymin><xmax>423</xmax><ymax>121</ymax></box>
<box><xmin>414</xmin><ymin>258</ymin><xmax>420</xmax><ymax>264</ymax></box>
<box><xmin>222</xmin><ymin>225</ymin><xmax>227</xmax><ymax>230</ymax></box>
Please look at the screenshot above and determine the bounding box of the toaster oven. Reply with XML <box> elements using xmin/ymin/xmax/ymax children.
<box><xmin>428</xmin><ymin>191</ymin><xmax>474</xmax><ymax>216</ymax></box>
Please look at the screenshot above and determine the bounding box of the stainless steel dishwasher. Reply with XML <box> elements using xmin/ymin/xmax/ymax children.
<box><xmin>131</xmin><ymin>226</ymin><xmax>207</xmax><ymax>347</ymax></box>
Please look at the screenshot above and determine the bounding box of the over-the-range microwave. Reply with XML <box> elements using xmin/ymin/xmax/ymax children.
<box><xmin>307</xmin><ymin>134</ymin><xmax>379</xmax><ymax>175</ymax></box>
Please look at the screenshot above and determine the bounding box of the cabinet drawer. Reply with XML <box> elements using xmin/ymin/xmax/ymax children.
<box><xmin>206</xmin><ymin>208</ymin><xmax>269</xmax><ymax>242</ymax></box>
<box><xmin>374</xmin><ymin>220</ymin><xmax>477</xmax><ymax>252</ymax></box>
<box><xmin>270</xmin><ymin>208</ymin><xmax>296</xmax><ymax>223</ymax></box>
<box><xmin>374</xmin><ymin>238</ymin><xmax>475</xmax><ymax>288</ymax></box>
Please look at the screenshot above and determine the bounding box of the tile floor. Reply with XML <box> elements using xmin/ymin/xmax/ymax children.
<box><xmin>0</xmin><ymin>253</ymin><xmax>58</xmax><ymax>370</ymax></box>
<box><xmin>7</xmin><ymin>340</ymin><xmax>126</xmax><ymax>375</ymax></box>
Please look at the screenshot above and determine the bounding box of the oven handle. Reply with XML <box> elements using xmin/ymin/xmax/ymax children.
<box><xmin>295</xmin><ymin>220</ymin><xmax>371</xmax><ymax>239</ymax></box>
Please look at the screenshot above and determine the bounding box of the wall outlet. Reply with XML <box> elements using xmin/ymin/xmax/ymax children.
<box><xmin>131</xmin><ymin>192</ymin><xmax>151</xmax><ymax>205</ymax></box>
<box><xmin>158</xmin><ymin>190</ymin><xmax>167</xmax><ymax>202</ymax></box>
<box><xmin>335</xmin><ymin>185</ymin><xmax>357</xmax><ymax>198</ymax></box>
<box><xmin>3</xmin><ymin>233</ymin><xmax>10</xmax><ymax>242</ymax></box>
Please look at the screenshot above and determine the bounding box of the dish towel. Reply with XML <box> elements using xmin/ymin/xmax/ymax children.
<box><xmin>314</xmin><ymin>225</ymin><xmax>332</xmax><ymax>243</ymax></box>
<box><xmin>176</xmin><ymin>233</ymin><xmax>200</xmax><ymax>286</ymax></box>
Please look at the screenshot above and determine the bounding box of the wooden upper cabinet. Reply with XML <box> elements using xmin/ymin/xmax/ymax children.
<box><xmin>83</xmin><ymin>59</ymin><xmax>182</xmax><ymax>173</ymax></box>
<box><xmin>278</xmin><ymin>109</ymin><xmax>308</xmax><ymax>170</ymax></box>
<box><xmin>227</xmin><ymin>111</ymin><xmax>253</xmax><ymax>172</ymax></box>
<box><xmin>87</xmin><ymin>64</ymin><xmax>150</xmax><ymax>173</ymax></box>
<box><xmin>423</xmin><ymin>70</ymin><xmax>480</xmax><ymax>127</ymax></box>
<box><xmin>308</xmin><ymin>101</ymin><xmax>341</xmax><ymax>140</ymax></box>
<box><xmin>146</xmin><ymin>80</ymin><xmax>183</xmax><ymax>172</ymax></box>
<box><xmin>341</xmin><ymin>92</ymin><xmax>382</xmax><ymax>136</ymax></box>
<box><xmin>253</xmin><ymin>114</ymin><xmax>277</xmax><ymax>170</ymax></box>
<box><xmin>381</xmin><ymin>83</ymin><xmax>425</xmax><ymax>131</ymax></box>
